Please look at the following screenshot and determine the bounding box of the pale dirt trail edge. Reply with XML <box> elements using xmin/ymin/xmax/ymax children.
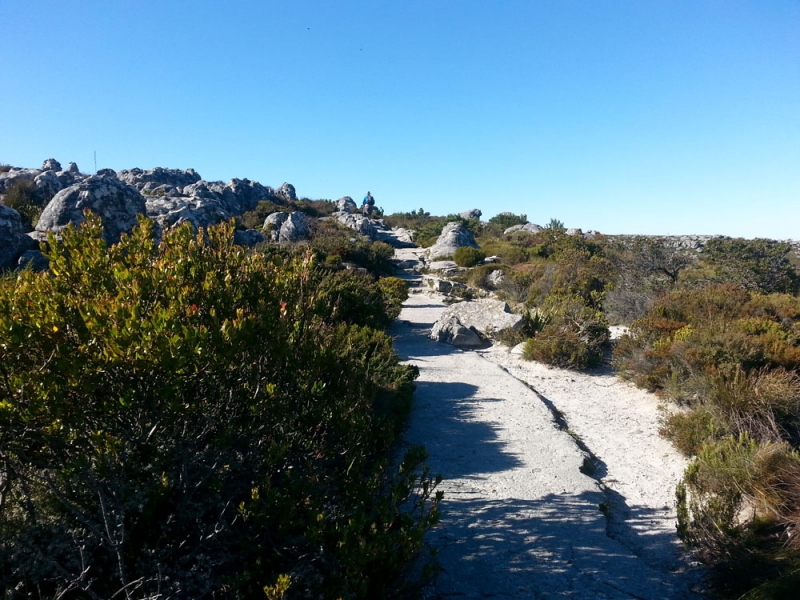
<box><xmin>390</xmin><ymin>246</ymin><xmax>706</xmax><ymax>600</ymax></box>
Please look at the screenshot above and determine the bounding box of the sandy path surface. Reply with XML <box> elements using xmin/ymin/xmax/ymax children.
<box><xmin>390</xmin><ymin>247</ymin><xmax>704</xmax><ymax>599</ymax></box>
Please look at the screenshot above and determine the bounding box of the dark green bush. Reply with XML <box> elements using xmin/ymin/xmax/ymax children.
<box><xmin>0</xmin><ymin>213</ymin><xmax>440</xmax><ymax>598</ymax></box>
<box><xmin>453</xmin><ymin>246</ymin><xmax>485</xmax><ymax>267</ymax></box>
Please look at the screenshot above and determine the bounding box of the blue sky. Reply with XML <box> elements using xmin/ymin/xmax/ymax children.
<box><xmin>1</xmin><ymin>1</ymin><xmax>798</xmax><ymax>238</ymax></box>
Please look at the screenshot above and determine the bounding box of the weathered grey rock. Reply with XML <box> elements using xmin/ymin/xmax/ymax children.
<box><xmin>55</xmin><ymin>170</ymin><xmax>83</xmax><ymax>189</ymax></box>
<box><xmin>434</xmin><ymin>279</ymin><xmax>453</xmax><ymax>294</ymax></box>
<box><xmin>484</xmin><ymin>255</ymin><xmax>502</xmax><ymax>264</ymax></box>
<box><xmin>435</xmin><ymin>299</ymin><xmax>523</xmax><ymax>338</ymax></box>
<box><xmin>0</xmin><ymin>205</ymin><xmax>38</xmax><ymax>268</ymax></box>
<box><xmin>42</xmin><ymin>158</ymin><xmax>62</xmax><ymax>171</ymax></box>
<box><xmin>221</xmin><ymin>178</ymin><xmax>274</xmax><ymax>214</ymax></box>
<box><xmin>333</xmin><ymin>212</ymin><xmax>377</xmax><ymax>239</ymax></box>
<box><xmin>566</xmin><ymin>227</ymin><xmax>583</xmax><ymax>236</ymax></box>
<box><xmin>336</xmin><ymin>196</ymin><xmax>358</xmax><ymax>213</ymax></box>
<box><xmin>118</xmin><ymin>167</ymin><xmax>201</xmax><ymax>190</ymax></box>
<box><xmin>276</xmin><ymin>182</ymin><xmax>297</xmax><ymax>202</ymax></box>
<box><xmin>16</xmin><ymin>250</ymin><xmax>48</xmax><ymax>272</ymax></box>
<box><xmin>145</xmin><ymin>195</ymin><xmax>231</xmax><ymax>232</ymax></box>
<box><xmin>279</xmin><ymin>212</ymin><xmax>310</xmax><ymax>242</ymax></box>
<box><xmin>487</xmin><ymin>270</ymin><xmax>505</xmax><ymax>287</ymax></box>
<box><xmin>36</xmin><ymin>175</ymin><xmax>146</xmax><ymax>244</ymax></box>
<box><xmin>67</xmin><ymin>162</ymin><xmax>80</xmax><ymax>173</ymax></box>
<box><xmin>504</xmin><ymin>222</ymin><xmax>542</xmax><ymax>235</ymax></box>
<box><xmin>96</xmin><ymin>168</ymin><xmax>117</xmax><ymax>178</ymax></box>
<box><xmin>233</xmin><ymin>229</ymin><xmax>266</xmax><ymax>247</ymax></box>
<box><xmin>459</xmin><ymin>209</ymin><xmax>482</xmax><ymax>220</ymax></box>
<box><xmin>34</xmin><ymin>170</ymin><xmax>62</xmax><ymax>199</ymax></box>
<box><xmin>427</xmin><ymin>260</ymin><xmax>459</xmax><ymax>273</ymax></box>
<box><xmin>0</xmin><ymin>168</ymin><xmax>37</xmax><ymax>193</ymax></box>
<box><xmin>430</xmin><ymin>315</ymin><xmax>484</xmax><ymax>348</ymax></box>
<box><xmin>264</xmin><ymin>211</ymin><xmax>310</xmax><ymax>243</ymax></box>
<box><xmin>427</xmin><ymin>222</ymin><xmax>479</xmax><ymax>260</ymax></box>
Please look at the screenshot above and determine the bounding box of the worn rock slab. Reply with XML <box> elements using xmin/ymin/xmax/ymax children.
<box><xmin>436</xmin><ymin>298</ymin><xmax>523</xmax><ymax>337</ymax></box>
<box><xmin>430</xmin><ymin>315</ymin><xmax>484</xmax><ymax>348</ymax></box>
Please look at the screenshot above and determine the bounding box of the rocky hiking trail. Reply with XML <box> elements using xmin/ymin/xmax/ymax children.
<box><xmin>389</xmin><ymin>246</ymin><xmax>706</xmax><ymax>599</ymax></box>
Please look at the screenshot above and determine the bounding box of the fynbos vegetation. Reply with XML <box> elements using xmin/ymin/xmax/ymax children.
<box><xmin>0</xmin><ymin>213</ymin><xmax>441</xmax><ymax>598</ymax></box>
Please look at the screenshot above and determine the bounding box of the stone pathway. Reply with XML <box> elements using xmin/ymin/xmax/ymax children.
<box><xmin>390</xmin><ymin>247</ymin><xmax>705</xmax><ymax>599</ymax></box>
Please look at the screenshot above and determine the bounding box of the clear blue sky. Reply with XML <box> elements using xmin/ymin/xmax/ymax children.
<box><xmin>1</xmin><ymin>1</ymin><xmax>798</xmax><ymax>238</ymax></box>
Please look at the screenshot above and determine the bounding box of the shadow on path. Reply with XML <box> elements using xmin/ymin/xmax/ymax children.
<box><xmin>429</xmin><ymin>492</ymin><xmax>702</xmax><ymax>599</ymax></box>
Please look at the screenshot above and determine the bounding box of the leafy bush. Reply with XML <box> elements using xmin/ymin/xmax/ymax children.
<box><xmin>453</xmin><ymin>246</ymin><xmax>485</xmax><ymax>267</ymax></box>
<box><xmin>0</xmin><ymin>213</ymin><xmax>440</xmax><ymax>598</ymax></box>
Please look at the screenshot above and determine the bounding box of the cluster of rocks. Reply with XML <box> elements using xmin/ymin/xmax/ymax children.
<box><xmin>1</xmin><ymin>158</ymin><xmax>407</xmax><ymax>270</ymax></box>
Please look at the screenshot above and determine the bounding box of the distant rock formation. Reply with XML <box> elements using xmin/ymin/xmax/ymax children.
<box><xmin>460</xmin><ymin>209</ymin><xmax>482</xmax><ymax>220</ymax></box>
<box><xmin>427</xmin><ymin>222</ymin><xmax>479</xmax><ymax>260</ymax></box>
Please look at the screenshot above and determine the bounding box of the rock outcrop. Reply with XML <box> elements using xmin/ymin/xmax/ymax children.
<box><xmin>36</xmin><ymin>174</ymin><xmax>147</xmax><ymax>244</ymax></box>
<box><xmin>459</xmin><ymin>209</ymin><xmax>482</xmax><ymax>220</ymax></box>
<box><xmin>336</xmin><ymin>197</ymin><xmax>358</xmax><ymax>213</ymax></box>
<box><xmin>264</xmin><ymin>212</ymin><xmax>310</xmax><ymax>243</ymax></box>
<box><xmin>276</xmin><ymin>182</ymin><xmax>297</xmax><ymax>202</ymax></box>
<box><xmin>145</xmin><ymin>195</ymin><xmax>232</xmax><ymax>232</ymax></box>
<box><xmin>0</xmin><ymin>205</ymin><xmax>38</xmax><ymax>269</ymax></box>
<box><xmin>333</xmin><ymin>212</ymin><xmax>377</xmax><ymax>240</ymax></box>
<box><xmin>427</xmin><ymin>222</ymin><xmax>479</xmax><ymax>260</ymax></box>
<box><xmin>504</xmin><ymin>222</ymin><xmax>542</xmax><ymax>235</ymax></box>
<box><xmin>429</xmin><ymin>315</ymin><xmax>484</xmax><ymax>348</ymax></box>
<box><xmin>433</xmin><ymin>299</ymin><xmax>522</xmax><ymax>339</ymax></box>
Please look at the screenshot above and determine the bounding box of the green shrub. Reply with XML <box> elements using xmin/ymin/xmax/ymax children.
<box><xmin>379</xmin><ymin>276</ymin><xmax>409</xmax><ymax>321</ymax></box>
<box><xmin>521</xmin><ymin>297</ymin><xmax>609</xmax><ymax>370</ymax></box>
<box><xmin>677</xmin><ymin>435</ymin><xmax>800</xmax><ymax>596</ymax></box>
<box><xmin>453</xmin><ymin>246</ymin><xmax>485</xmax><ymax>267</ymax></box>
<box><xmin>0</xmin><ymin>212</ymin><xmax>440</xmax><ymax>598</ymax></box>
<box><xmin>487</xmin><ymin>212</ymin><xmax>527</xmax><ymax>229</ymax></box>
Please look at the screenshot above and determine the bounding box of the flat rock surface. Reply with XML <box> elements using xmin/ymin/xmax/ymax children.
<box><xmin>391</xmin><ymin>247</ymin><xmax>704</xmax><ymax>598</ymax></box>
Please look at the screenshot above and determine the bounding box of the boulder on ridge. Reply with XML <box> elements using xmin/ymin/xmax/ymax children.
<box><xmin>36</xmin><ymin>175</ymin><xmax>146</xmax><ymax>244</ymax></box>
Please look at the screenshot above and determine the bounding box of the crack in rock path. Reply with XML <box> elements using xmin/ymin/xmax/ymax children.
<box><xmin>390</xmin><ymin>247</ymin><xmax>705</xmax><ymax>599</ymax></box>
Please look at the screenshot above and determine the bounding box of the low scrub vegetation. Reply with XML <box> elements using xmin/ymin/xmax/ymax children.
<box><xmin>613</xmin><ymin>282</ymin><xmax>800</xmax><ymax>596</ymax></box>
<box><xmin>0</xmin><ymin>213</ymin><xmax>440</xmax><ymax>598</ymax></box>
